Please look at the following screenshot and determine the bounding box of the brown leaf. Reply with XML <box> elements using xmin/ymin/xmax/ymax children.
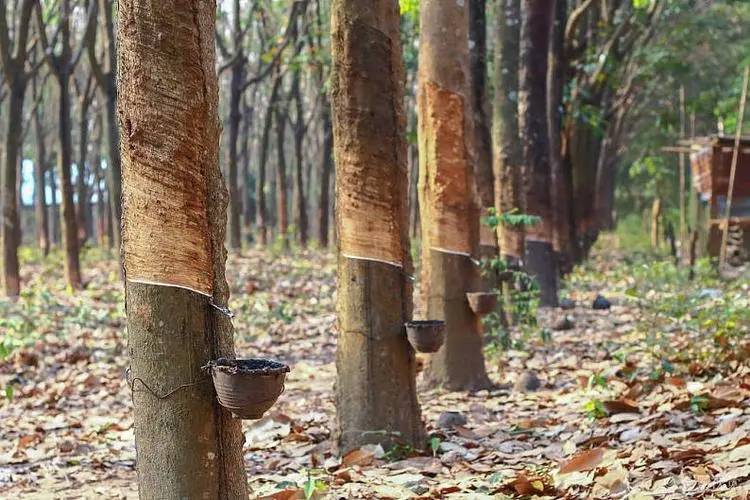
<box><xmin>560</xmin><ymin>447</ymin><xmax>606</xmax><ymax>474</ymax></box>
<box><xmin>671</xmin><ymin>449</ymin><xmax>705</xmax><ymax>462</ymax></box>
<box><xmin>603</xmin><ymin>399</ymin><xmax>640</xmax><ymax>415</ymax></box>
<box><xmin>341</xmin><ymin>448</ymin><xmax>375</xmax><ymax>467</ymax></box>
<box><xmin>260</xmin><ymin>489</ymin><xmax>302</xmax><ymax>500</ymax></box>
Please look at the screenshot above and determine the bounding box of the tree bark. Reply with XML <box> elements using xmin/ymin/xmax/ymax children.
<box><xmin>317</xmin><ymin>95</ymin><xmax>333</xmax><ymax>247</ymax></box>
<box><xmin>519</xmin><ymin>0</ymin><xmax>557</xmax><ymax>306</ymax></box>
<box><xmin>291</xmin><ymin>68</ymin><xmax>308</xmax><ymax>246</ymax></box>
<box><xmin>469</xmin><ymin>0</ymin><xmax>496</xmax><ymax>258</ymax></box>
<box><xmin>274</xmin><ymin>101</ymin><xmax>290</xmax><ymax>249</ymax></box>
<box><xmin>57</xmin><ymin>73</ymin><xmax>83</xmax><ymax>289</ymax></box>
<box><xmin>1</xmin><ymin>84</ymin><xmax>23</xmax><ymax>296</ymax></box>
<box><xmin>117</xmin><ymin>0</ymin><xmax>248</xmax><ymax>497</ymax></box>
<box><xmin>76</xmin><ymin>80</ymin><xmax>93</xmax><ymax>246</ymax></box>
<box><xmin>548</xmin><ymin>0</ymin><xmax>571</xmax><ymax>272</ymax></box>
<box><xmin>33</xmin><ymin>81</ymin><xmax>50</xmax><ymax>256</ymax></box>
<box><xmin>493</xmin><ymin>0</ymin><xmax>524</xmax><ymax>264</ymax></box>
<box><xmin>0</xmin><ymin>0</ymin><xmax>35</xmax><ymax>296</ymax></box>
<box><xmin>418</xmin><ymin>0</ymin><xmax>491</xmax><ymax>391</ymax></box>
<box><xmin>331</xmin><ymin>0</ymin><xmax>424</xmax><ymax>454</ymax></box>
<box><xmin>256</xmin><ymin>73</ymin><xmax>283</xmax><ymax>246</ymax></box>
<box><xmin>226</xmin><ymin>0</ymin><xmax>243</xmax><ymax>251</ymax></box>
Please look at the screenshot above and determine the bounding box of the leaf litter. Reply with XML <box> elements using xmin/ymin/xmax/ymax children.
<box><xmin>0</xmin><ymin>246</ymin><xmax>749</xmax><ymax>498</ymax></box>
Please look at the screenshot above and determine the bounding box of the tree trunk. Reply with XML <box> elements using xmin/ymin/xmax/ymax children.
<box><xmin>104</xmin><ymin>81</ymin><xmax>122</xmax><ymax>253</ymax></box>
<box><xmin>256</xmin><ymin>74</ymin><xmax>283</xmax><ymax>246</ymax></box>
<box><xmin>49</xmin><ymin>165</ymin><xmax>60</xmax><ymax>245</ymax></box>
<box><xmin>1</xmin><ymin>84</ymin><xmax>24</xmax><ymax>296</ymax></box>
<box><xmin>33</xmin><ymin>94</ymin><xmax>50</xmax><ymax>256</ymax></box>
<box><xmin>548</xmin><ymin>0</ymin><xmax>571</xmax><ymax>272</ymax></box>
<box><xmin>519</xmin><ymin>0</ymin><xmax>557</xmax><ymax>307</ymax></box>
<box><xmin>240</xmin><ymin>95</ymin><xmax>256</xmax><ymax>239</ymax></box>
<box><xmin>274</xmin><ymin>103</ymin><xmax>290</xmax><ymax>249</ymax></box>
<box><xmin>117</xmin><ymin>0</ymin><xmax>248</xmax><ymax>497</ymax></box>
<box><xmin>469</xmin><ymin>0</ymin><xmax>496</xmax><ymax>259</ymax></box>
<box><xmin>227</xmin><ymin>52</ymin><xmax>243</xmax><ymax>250</ymax></box>
<box><xmin>493</xmin><ymin>0</ymin><xmax>524</xmax><ymax>264</ymax></box>
<box><xmin>76</xmin><ymin>91</ymin><xmax>91</xmax><ymax>246</ymax></box>
<box><xmin>57</xmin><ymin>73</ymin><xmax>83</xmax><ymax>290</ymax></box>
<box><xmin>317</xmin><ymin>96</ymin><xmax>333</xmax><ymax>247</ymax></box>
<box><xmin>291</xmin><ymin>69</ymin><xmax>308</xmax><ymax>246</ymax></box>
<box><xmin>418</xmin><ymin>0</ymin><xmax>491</xmax><ymax>391</ymax></box>
<box><xmin>331</xmin><ymin>0</ymin><xmax>424</xmax><ymax>454</ymax></box>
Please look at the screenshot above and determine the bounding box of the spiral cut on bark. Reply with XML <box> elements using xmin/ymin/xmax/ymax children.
<box><xmin>119</xmin><ymin>0</ymin><xmax>215</xmax><ymax>296</ymax></box>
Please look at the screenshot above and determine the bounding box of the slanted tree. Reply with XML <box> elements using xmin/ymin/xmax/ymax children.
<box><xmin>117</xmin><ymin>0</ymin><xmax>248</xmax><ymax>497</ymax></box>
<box><xmin>331</xmin><ymin>0</ymin><xmax>424</xmax><ymax>453</ymax></box>
<box><xmin>493</xmin><ymin>0</ymin><xmax>524</xmax><ymax>266</ymax></box>
<box><xmin>0</xmin><ymin>0</ymin><xmax>35</xmax><ymax>297</ymax></box>
<box><xmin>418</xmin><ymin>0</ymin><xmax>491</xmax><ymax>391</ymax></box>
<box><xmin>519</xmin><ymin>0</ymin><xmax>558</xmax><ymax>306</ymax></box>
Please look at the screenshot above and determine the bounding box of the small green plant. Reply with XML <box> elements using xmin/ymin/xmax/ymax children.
<box><xmin>690</xmin><ymin>395</ymin><xmax>709</xmax><ymax>415</ymax></box>
<box><xmin>429</xmin><ymin>436</ymin><xmax>441</xmax><ymax>457</ymax></box>
<box><xmin>583</xmin><ymin>398</ymin><xmax>608</xmax><ymax>419</ymax></box>
<box><xmin>302</xmin><ymin>471</ymin><xmax>327</xmax><ymax>500</ymax></box>
<box><xmin>588</xmin><ymin>372</ymin><xmax>608</xmax><ymax>389</ymax></box>
<box><xmin>479</xmin><ymin>208</ymin><xmax>542</xmax><ymax>356</ymax></box>
<box><xmin>383</xmin><ymin>443</ymin><xmax>414</xmax><ymax>461</ymax></box>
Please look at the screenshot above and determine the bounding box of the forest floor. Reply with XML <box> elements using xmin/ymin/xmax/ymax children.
<box><xmin>1</xmin><ymin>238</ymin><xmax>750</xmax><ymax>499</ymax></box>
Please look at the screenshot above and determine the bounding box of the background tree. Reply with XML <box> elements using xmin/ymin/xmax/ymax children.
<box><xmin>418</xmin><ymin>0</ymin><xmax>491</xmax><ymax>391</ymax></box>
<box><xmin>519</xmin><ymin>0</ymin><xmax>557</xmax><ymax>306</ymax></box>
<box><xmin>0</xmin><ymin>0</ymin><xmax>36</xmax><ymax>296</ymax></box>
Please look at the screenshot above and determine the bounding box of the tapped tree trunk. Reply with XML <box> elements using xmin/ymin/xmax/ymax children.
<box><xmin>331</xmin><ymin>0</ymin><xmax>424</xmax><ymax>454</ymax></box>
<box><xmin>519</xmin><ymin>0</ymin><xmax>557</xmax><ymax>307</ymax></box>
<box><xmin>493</xmin><ymin>0</ymin><xmax>524</xmax><ymax>265</ymax></box>
<box><xmin>418</xmin><ymin>0</ymin><xmax>491</xmax><ymax>391</ymax></box>
<box><xmin>117</xmin><ymin>0</ymin><xmax>248</xmax><ymax>497</ymax></box>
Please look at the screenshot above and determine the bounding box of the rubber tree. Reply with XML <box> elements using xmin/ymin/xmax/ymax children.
<box><xmin>493</xmin><ymin>0</ymin><xmax>524</xmax><ymax>265</ymax></box>
<box><xmin>469</xmin><ymin>0</ymin><xmax>496</xmax><ymax>259</ymax></box>
<box><xmin>0</xmin><ymin>0</ymin><xmax>35</xmax><ymax>297</ymax></box>
<box><xmin>32</xmin><ymin>69</ymin><xmax>50</xmax><ymax>256</ymax></box>
<box><xmin>519</xmin><ymin>0</ymin><xmax>558</xmax><ymax>307</ymax></box>
<box><xmin>36</xmin><ymin>0</ymin><xmax>97</xmax><ymax>291</ymax></box>
<box><xmin>87</xmin><ymin>0</ymin><xmax>122</xmax><ymax>254</ymax></box>
<box><xmin>117</xmin><ymin>0</ymin><xmax>248</xmax><ymax>497</ymax></box>
<box><xmin>331</xmin><ymin>0</ymin><xmax>424</xmax><ymax>453</ymax></box>
<box><xmin>418</xmin><ymin>0</ymin><xmax>491</xmax><ymax>391</ymax></box>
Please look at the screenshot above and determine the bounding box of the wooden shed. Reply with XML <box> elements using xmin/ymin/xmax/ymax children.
<box><xmin>688</xmin><ymin>135</ymin><xmax>750</xmax><ymax>257</ymax></box>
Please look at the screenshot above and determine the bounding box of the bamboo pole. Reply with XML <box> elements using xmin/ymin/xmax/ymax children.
<box><xmin>719</xmin><ymin>66</ymin><xmax>750</xmax><ymax>268</ymax></box>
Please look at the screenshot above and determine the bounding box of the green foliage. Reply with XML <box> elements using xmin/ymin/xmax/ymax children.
<box><xmin>429</xmin><ymin>436</ymin><xmax>441</xmax><ymax>457</ymax></box>
<box><xmin>480</xmin><ymin>209</ymin><xmax>541</xmax><ymax>356</ymax></box>
<box><xmin>303</xmin><ymin>471</ymin><xmax>327</xmax><ymax>499</ymax></box>
<box><xmin>399</xmin><ymin>0</ymin><xmax>419</xmax><ymax>22</ymax></box>
<box><xmin>583</xmin><ymin>398</ymin><xmax>608</xmax><ymax>420</ymax></box>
